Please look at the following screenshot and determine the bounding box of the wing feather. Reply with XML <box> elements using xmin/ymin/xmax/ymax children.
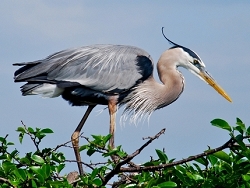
<box><xmin>14</xmin><ymin>44</ymin><xmax>154</xmax><ymax>93</ymax></box>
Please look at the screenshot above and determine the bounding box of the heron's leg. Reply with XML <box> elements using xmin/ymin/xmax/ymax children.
<box><xmin>71</xmin><ymin>105</ymin><xmax>96</xmax><ymax>176</ymax></box>
<box><xmin>108</xmin><ymin>102</ymin><xmax>117</xmax><ymax>149</ymax></box>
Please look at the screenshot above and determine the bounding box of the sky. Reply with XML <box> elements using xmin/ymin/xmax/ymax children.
<box><xmin>1</xmin><ymin>1</ymin><xmax>250</xmax><ymax>175</ymax></box>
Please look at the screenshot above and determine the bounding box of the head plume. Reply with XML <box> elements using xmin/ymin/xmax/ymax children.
<box><xmin>161</xmin><ymin>27</ymin><xmax>181</xmax><ymax>47</ymax></box>
<box><xmin>161</xmin><ymin>27</ymin><xmax>202</xmax><ymax>61</ymax></box>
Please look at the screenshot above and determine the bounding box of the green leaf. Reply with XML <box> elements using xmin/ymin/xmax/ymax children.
<box><xmin>193</xmin><ymin>174</ymin><xmax>203</xmax><ymax>181</ymax></box>
<box><xmin>56</xmin><ymin>164</ymin><xmax>65</xmax><ymax>174</ymax></box>
<box><xmin>103</xmin><ymin>134</ymin><xmax>112</xmax><ymax>144</ymax></box>
<box><xmin>193</xmin><ymin>163</ymin><xmax>203</xmax><ymax>174</ymax></box>
<box><xmin>211</xmin><ymin>119</ymin><xmax>232</xmax><ymax>132</ymax></box>
<box><xmin>235</xmin><ymin>134</ymin><xmax>247</xmax><ymax>150</ymax></box>
<box><xmin>242</xmin><ymin>149</ymin><xmax>250</xmax><ymax>161</ymax></box>
<box><xmin>2</xmin><ymin>161</ymin><xmax>16</xmax><ymax>173</ymax></box>
<box><xmin>176</xmin><ymin>165</ymin><xmax>187</xmax><ymax>174</ymax></box>
<box><xmin>156</xmin><ymin>149</ymin><xmax>168</xmax><ymax>164</ymax></box>
<box><xmin>194</xmin><ymin>157</ymin><xmax>208</xmax><ymax>166</ymax></box>
<box><xmin>103</xmin><ymin>150</ymin><xmax>117</xmax><ymax>157</ymax></box>
<box><xmin>7</xmin><ymin>142</ymin><xmax>14</xmax><ymax>146</ymax></box>
<box><xmin>20</xmin><ymin>157</ymin><xmax>31</xmax><ymax>165</ymax></box>
<box><xmin>91</xmin><ymin>168</ymin><xmax>99</xmax><ymax>180</ymax></box>
<box><xmin>242</xmin><ymin>174</ymin><xmax>250</xmax><ymax>182</ymax></box>
<box><xmin>30</xmin><ymin>166</ymin><xmax>45</xmax><ymax>183</ymax></box>
<box><xmin>236</xmin><ymin>118</ymin><xmax>246</xmax><ymax>131</ymax></box>
<box><xmin>79</xmin><ymin>145</ymin><xmax>89</xmax><ymax>152</ymax></box>
<box><xmin>157</xmin><ymin>181</ymin><xmax>177</xmax><ymax>187</ymax></box>
<box><xmin>14</xmin><ymin>168</ymin><xmax>27</xmax><ymax>181</ymax></box>
<box><xmin>0</xmin><ymin>154</ymin><xmax>7</xmax><ymax>160</ymax></box>
<box><xmin>87</xmin><ymin>148</ymin><xmax>96</xmax><ymax>156</ymax></box>
<box><xmin>173</xmin><ymin>169</ymin><xmax>185</xmax><ymax>182</ymax></box>
<box><xmin>91</xmin><ymin>135</ymin><xmax>102</xmax><ymax>144</ymax></box>
<box><xmin>42</xmin><ymin>164</ymin><xmax>51</xmax><ymax>178</ymax></box>
<box><xmin>40</xmin><ymin>128</ymin><xmax>54</xmax><ymax>134</ymax></box>
<box><xmin>28</xmin><ymin>127</ymin><xmax>35</xmax><ymax>133</ymax></box>
<box><xmin>247</xmin><ymin>126</ymin><xmax>250</xmax><ymax>136</ymax></box>
<box><xmin>93</xmin><ymin>178</ymin><xmax>102</xmax><ymax>186</ymax></box>
<box><xmin>117</xmin><ymin>151</ymin><xmax>127</xmax><ymax>158</ymax></box>
<box><xmin>31</xmin><ymin>154</ymin><xmax>45</xmax><ymax>164</ymax></box>
<box><xmin>234</xmin><ymin>126</ymin><xmax>244</xmax><ymax>135</ymax></box>
<box><xmin>51</xmin><ymin>152</ymin><xmax>64</xmax><ymax>163</ymax></box>
<box><xmin>18</xmin><ymin>169</ymin><xmax>27</xmax><ymax>181</ymax></box>
<box><xmin>0</xmin><ymin>137</ymin><xmax>6</xmax><ymax>144</ymax></box>
<box><xmin>16</xmin><ymin>127</ymin><xmax>26</xmax><ymax>133</ymax></box>
<box><xmin>35</xmin><ymin>132</ymin><xmax>45</xmax><ymax>140</ymax></box>
<box><xmin>31</xmin><ymin>179</ymin><xmax>38</xmax><ymax>188</ymax></box>
<box><xmin>213</xmin><ymin>151</ymin><xmax>231</xmax><ymax>164</ymax></box>
<box><xmin>143</xmin><ymin>161</ymin><xmax>161</xmax><ymax>167</ymax></box>
<box><xmin>207</xmin><ymin>155</ymin><xmax>218</xmax><ymax>166</ymax></box>
<box><xmin>18</xmin><ymin>133</ymin><xmax>24</xmax><ymax>144</ymax></box>
<box><xmin>221</xmin><ymin>162</ymin><xmax>232</xmax><ymax>173</ymax></box>
<box><xmin>10</xmin><ymin>149</ymin><xmax>19</xmax><ymax>157</ymax></box>
<box><xmin>30</xmin><ymin>166</ymin><xmax>41</xmax><ymax>173</ymax></box>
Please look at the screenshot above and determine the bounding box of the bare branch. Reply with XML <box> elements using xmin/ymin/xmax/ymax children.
<box><xmin>21</xmin><ymin>121</ymin><xmax>40</xmax><ymax>151</ymax></box>
<box><xmin>120</xmin><ymin>137</ymin><xmax>235</xmax><ymax>172</ymax></box>
<box><xmin>102</xmin><ymin>128</ymin><xmax>165</xmax><ymax>185</ymax></box>
<box><xmin>52</xmin><ymin>136</ymin><xmax>78</xmax><ymax>152</ymax></box>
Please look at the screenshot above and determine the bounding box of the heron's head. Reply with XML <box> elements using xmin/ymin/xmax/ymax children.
<box><xmin>161</xmin><ymin>28</ymin><xmax>232</xmax><ymax>102</ymax></box>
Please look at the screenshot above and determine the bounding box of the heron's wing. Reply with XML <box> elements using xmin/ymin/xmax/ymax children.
<box><xmin>14</xmin><ymin>45</ymin><xmax>154</xmax><ymax>93</ymax></box>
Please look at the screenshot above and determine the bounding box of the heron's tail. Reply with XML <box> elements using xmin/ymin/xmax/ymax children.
<box><xmin>20</xmin><ymin>83</ymin><xmax>63</xmax><ymax>98</ymax></box>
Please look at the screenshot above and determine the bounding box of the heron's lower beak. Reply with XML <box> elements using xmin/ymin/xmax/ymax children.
<box><xmin>199</xmin><ymin>71</ymin><xmax>232</xmax><ymax>102</ymax></box>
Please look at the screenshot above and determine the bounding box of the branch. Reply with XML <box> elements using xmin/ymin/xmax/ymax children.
<box><xmin>21</xmin><ymin>121</ymin><xmax>40</xmax><ymax>151</ymax></box>
<box><xmin>120</xmin><ymin>137</ymin><xmax>235</xmax><ymax>172</ymax></box>
<box><xmin>52</xmin><ymin>135</ymin><xmax>78</xmax><ymax>152</ymax></box>
<box><xmin>102</xmin><ymin>128</ymin><xmax>165</xmax><ymax>185</ymax></box>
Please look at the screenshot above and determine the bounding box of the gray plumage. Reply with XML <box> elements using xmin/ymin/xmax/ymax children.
<box><xmin>14</xmin><ymin>45</ymin><xmax>152</xmax><ymax>92</ymax></box>
<box><xmin>14</xmin><ymin>44</ymin><xmax>160</xmax><ymax>120</ymax></box>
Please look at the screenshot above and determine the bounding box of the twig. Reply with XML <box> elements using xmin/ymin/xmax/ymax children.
<box><xmin>82</xmin><ymin>135</ymin><xmax>109</xmax><ymax>153</ymax></box>
<box><xmin>65</xmin><ymin>159</ymin><xmax>95</xmax><ymax>170</ymax></box>
<box><xmin>52</xmin><ymin>136</ymin><xmax>79</xmax><ymax>152</ymax></box>
<box><xmin>21</xmin><ymin>121</ymin><xmax>40</xmax><ymax>151</ymax></box>
<box><xmin>0</xmin><ymin>177</ymin><xmax>16</xmax><ymax>188</ymax></box>
<box><xmin>102</xmin><ymin>128</ymin><xmax>165</xmax><ymax>185</ymax></box>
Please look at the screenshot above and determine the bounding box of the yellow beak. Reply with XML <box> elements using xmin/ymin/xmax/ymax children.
<box><xmin>199</xmin><ymin>71</ymin><xmax>232</xmax><ymax>102</ymax></box>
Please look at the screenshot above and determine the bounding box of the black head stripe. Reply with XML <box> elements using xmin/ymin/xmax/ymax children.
<box><xmin>182</xmin><ymin>47</ymin><xmax>201</xmax><ymax>61</ymax></box>
<box><xmin>170</xmin><ymin>45</ymin><xmax>201</xmax><ymax>62</ymax></box>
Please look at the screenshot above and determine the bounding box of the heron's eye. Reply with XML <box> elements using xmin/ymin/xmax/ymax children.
<box><xmin>193</xmin><ymin>59</ymin><xmax>200</xmax><ymax>68</ymax></box>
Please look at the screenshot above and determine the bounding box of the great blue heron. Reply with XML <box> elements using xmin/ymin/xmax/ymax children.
<box><xmin>13</xmin><ymin>28</ymin><xmax>232</xmax><ymax>175</ymax></box>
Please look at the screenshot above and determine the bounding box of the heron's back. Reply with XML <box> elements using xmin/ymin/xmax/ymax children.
<box><xmin>13</xmin><ymin>44</ymin><xmax>154</xmax><ymax>106</ymax></box>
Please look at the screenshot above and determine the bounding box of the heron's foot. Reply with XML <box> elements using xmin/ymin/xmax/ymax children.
<box><xmin>67</xmin><ymin>171</ymin><xmax>79</xmax><ymax>184</ymax></box>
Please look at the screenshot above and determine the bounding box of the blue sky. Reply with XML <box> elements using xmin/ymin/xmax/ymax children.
<box><xmin>1</xmin><ymin>1</ymin><xmax>250</xmax><ymax>174</ymax></box>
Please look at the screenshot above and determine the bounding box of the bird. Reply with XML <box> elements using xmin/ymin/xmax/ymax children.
<box><xmin>13</xmin><ymin>28</ymin><xmax>232</xmax><ymax>175</ymax></box>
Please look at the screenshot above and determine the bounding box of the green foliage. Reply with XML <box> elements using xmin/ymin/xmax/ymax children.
<box><xmin>0</xmin><ymin>126</ymin><xmax>69</xmax><ymax>188</ymax></box>
<box><xmin>1</xmin><ymin>118</ymin><xmax>250</xmax><ymax>187</ymax></box>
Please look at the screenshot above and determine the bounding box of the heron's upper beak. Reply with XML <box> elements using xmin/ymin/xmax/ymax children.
<box><xmin>199</xmin><ymin>70</ymin><xmax>232</xmax><ymax>102</ymax></box>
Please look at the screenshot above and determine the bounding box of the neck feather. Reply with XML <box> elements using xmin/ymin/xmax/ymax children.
<box><xmin>121</xmin><ymin>63</ymin><xmax>184</xmax><ymax>123</ymax></box>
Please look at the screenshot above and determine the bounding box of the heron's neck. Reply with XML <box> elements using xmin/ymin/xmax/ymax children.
<box><xmin>147</xmin><ymin>68</ymin><xmax>184</xmax><ymax>110</ymax></box>
<box><xmin>154</xmin><ymin>51</ymin><xmax>184</xmax><ymax>108</ymax></box>
<box><xmin>121</xmin><ymin>72</ymin><xmax>183</xmax><ymax>123</ymax></box>
<box><xmin>121</xmin><ymin>50</ymin><xmax>184</xmax><ymax>122</ymax></box>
